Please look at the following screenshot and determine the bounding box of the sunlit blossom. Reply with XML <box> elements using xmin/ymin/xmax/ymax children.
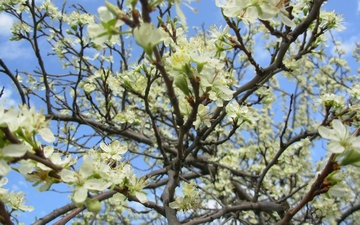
<box><xmin>318</xmin><ymin>119</ymin><xmax>360</xmax><ymax>154</ymax></box>
<box><xmin>87</xmin><ymin>6</ymin><xmax>124</xmax><ymax>45</ymax></box>
<box><xmin>133</xmin><ymin>23</ymin><xmax>168</xmax><ymax>56</ymax></box>
<box><xmin>60</xmin><ymin>156</ymin><xmax>111</xmax><ymax>204</ymax></box>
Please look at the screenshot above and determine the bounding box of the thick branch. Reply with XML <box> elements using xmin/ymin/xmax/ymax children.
<box><xmin>337</xmin><ymin>202</ymin><xmax>360</xmax><ymax>224</ymax></box>
<box><xmin>277</xmin><ymin>154</ymin><xmax>336</xmax><ymax>224</ymax></box>
<box><xmin>0</xmin><ymin>200</ymin><xmax>13</xmax><ymax>225</ymax></box>
<box><xmin>34</xmin><ymin>190</ymin><xmax>164</xmax><ymax>225</ymax></box>
<box><xmin>184</xmin><ymin>202</ymin><xmax>283</xmax><ymax>225</ymax></box>
<box><xmin>46</xmin><ymin>114</ymin><xmax>153</xmax><ymax>145</ymax></box>
<box><xmin>161</xmin><ymin>169</ymin><xmax>180</xmax><ymax>225</ymax></box>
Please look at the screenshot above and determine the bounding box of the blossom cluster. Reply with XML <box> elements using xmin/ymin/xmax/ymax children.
<box><xmin>0</xmin><ymin>178</ymin><xmax>33</xmax><ymax>212</ymax></box>
<box><xmin>165</xmin><ymin>32</ymin><xmax>235</xmax><ymax>107</ymax></box>
<box><xmin>216</xmin><ymin>0</ymin><xmax>295</xmax><ymax>26</ymax></box>
<box><xmin>226</xmin><ymin>101</ymin><xmax>259</xmax><ymax>125</ymax></box>
<box><xmin>87</xmin><ymin>1</ymin><xmax>235</xmax><ymax>113</ymax></box>
<box><xmin>0</xmin><ymin>104</ymin><xmax>55</xmax><ymax>176</ymax></box>
<box><xmin>169</xmin><ymin>181</ymin><xmax>201</xmax><ymax>211</ymax></box>
<box><xmin>318</xmin><ymin>120</ymin><xmax>360</xmax><ymax>196</ymax></box>
<box><xmin>0</xmin><ymin>102</ymin><xmax>148</xmax><ymax>215</ymax></box>
<box><xmin>61</xmin><ymin>142</ymin><xmax>147</xmax><ymax>206</ymax></box>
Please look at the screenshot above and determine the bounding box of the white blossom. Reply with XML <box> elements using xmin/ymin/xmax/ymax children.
<box><xmin>318</xmin><ymin>120</ymin><xmax>360</xmax><ymax>154</ymax></box>
<box><xmin>133</xmin><ymin>23</ymin><xmax>168</xmax><ymax>56</ymax></box>
<box><xmin>87</xmin><ymin>7</ymin><xmax>124</xmax><ymax>45</ymax></box>
<box><xmin>60</xmin><ymin>156</ymin><xmax>111</xmax><ymax>204</ymax></box>
<box><xmin>100</xmin><ymin>140</ymin><xmax>128</xmax><ymax>161</ymax></box>
<box><xmin>0</xmin><ymin>143</ymin><xmax>31</xmax><ymax>176</ymax></box>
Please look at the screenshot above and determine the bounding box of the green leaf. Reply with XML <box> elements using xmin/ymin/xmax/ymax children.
<box><xmin>339</xmin><ymin>149</ymin><xmax>360</xmax><ymax>167</ymax></box>
<box><xmin>174</xmin><ymin>74</ymin><xmax>191</xmax><ymax>97</ymax></box>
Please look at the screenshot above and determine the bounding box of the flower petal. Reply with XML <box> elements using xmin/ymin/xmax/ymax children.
<box><xmin>2</xmin><ymin>144</ymin><xmax>29</xmax><ymax>157</ymax></box>
<box><xmin>98</xmin><ymin>6</ymin><xmax>112</xmax><ymax>22</ymax></box>
<box><xmin>84</xmin><ymin>178</ymin><xmax>110</xmax><ymax>191</ymax></box>
<box><xmin>351</xmin><ymin>137</ymin><xmax>360</xmax><ymax>151</ymax></box>
<box><xmin>175</xmin><ymin>3</ymin><xmax>186</xmax><ymax>25</ymax></box>
<box><xmin>38</xmin><ymin>128</ymin><xmax>55</xmax><ymax>143</ymax></box>
<box><xmin>0</xmin><ymin>177</ymin><xmax>8</xmax><ymax>186</ymax></box>
<box><xmin>327</xmin><ymin>140</ymin><xmax>345</xmax><ymax>154</ymax></box>
<box><xmin>135</xmin><ymin>191</ymin><xmax>148</xmax><ymax>203</ymax></box>
<box><xmin>60</xmin><ymin>169</ymin><xmax>77</xmax><ymax>182</ymax></box>
<box><xmin>332</xmin><ymin>119</ymin><xmax>348</xmax><ymax>139</ymax></box>
<box><xmin>87</xmin><ymin>24</ymin><xmax>104</xmax><ymax>37</ymax></box>
<box><xmin>328</xmin><ymin>182</ymin><xmax>347</xmax><ymax>197</ymax></box>
<box><xmin>0</xmin><ymin>160</ymin><xmax>11</xmax><ymax>176</ymax></box>
<box><xmin>100</xmin><ymin>142</ymin><xmax>110</xmax><ymax>153</ymax></box>
<box><xmin>280</xmin><ymin>11</ymin><xmax>295</xmax><ymax>27</ymax></box>
<box><xmin>169</xmin><ymin>201</ymin><xmax>180</xmax><ymax>209</ymax></box>
<box><xmin>74</xmin><ymin>186</ymin><xmax>88</xmax><ymax>204</ymax></box>
<box><xmin>112</xmin><ymin>193</ymin><xmax>127</xmax><ymax>203</ymax></box>
<box><xmin>318</xmin><ymin>126</ymin><xmax>339</xmax><ymax>141</ymax></box>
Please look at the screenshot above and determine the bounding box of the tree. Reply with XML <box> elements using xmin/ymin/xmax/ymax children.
<box><xmin>0</xmin><ymin>0</ymin><xmax>360</xmax><ymax>224</ymax></box>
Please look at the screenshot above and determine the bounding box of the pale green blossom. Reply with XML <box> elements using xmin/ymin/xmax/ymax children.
<box><xmin>318</xmin><ymin>119</ymin><xmax>360</xmax><ymax>154</ymax></box>
<box><xmin>87</xmin><ymin>6</ymin><xmax>124</xmax><ymax>45</ymax></box>
<box><xmin>60</xmin><ymin>156</ymin><xmax>111</xmax><ymax>204</ymax></box>
<box><xmin>17</xmin><ymin>105</ymin><xmax>55</xmax><ymax>143</ymax></box>
<box><xmin>40</xmin><ymin>0</ymin><xmax>61</xmax><ymax>20</ymax></box>
<box><xmin>83</xmin><ymin>83</ymin><xmax>97</xmax><ymax>94</ymax></box>
<box><xmin>6</xmin><ymin>191</ymin><xmax>34</xmax><ymax>212</ymax></box>
<box><xmin>226</xmin><ymin>101</ymin><xmax>258</xmax><ymax>124</ymax></box>
<box><xmin>100</xmin><ymin>140</ymin><xmax>128</xmax><ymax>161</ymax></box>
<box><xmin>133</xmin><ymin>23</ymin><xmax>168</xmax><ymax>56</ymax></box>
<box><xmin>0</xmin><ymin>143</ymin><xmax>31</xmax><ymax>176</ymax></box>
<box><xmin>320</xmin><ymin>10</ymin><xmax>345</xmax><ymax>31</ymax></box>
<box><xmin>318</xmin><ymin>93</ymin><xmax>344</xmax><ymax>110</ymax></box>
<box><xmin>216</xmin><ymin>0</ymin><xmax>295</xmax><ymax>26</ymax></box>
<box><xmin>127</xmin><ymin>175</ymin><xmax>148</xmax><ymax>203</ymax></box>
<box><xmin>169</xmin><ymin>181</ymin><xmax>201</xmax><ymax>210</ymax></box>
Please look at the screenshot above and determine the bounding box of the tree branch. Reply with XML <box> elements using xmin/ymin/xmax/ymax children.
<box><xmin>277</xmin><ymin>154</ymin><xmax>336</xmax><ymax>224</ymax></box>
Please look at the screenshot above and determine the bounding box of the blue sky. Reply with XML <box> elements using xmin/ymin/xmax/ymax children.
<box><xmin>1</xmin><ymin>0</ymin><xmax>360</xmax><ymax>224</ymax></box>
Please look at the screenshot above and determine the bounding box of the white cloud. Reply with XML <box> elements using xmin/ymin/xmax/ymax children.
<box><xmin>7</xmin><ymin>178</ymin><xmax>28</xmax><ymax>191</ymax></box>
<box><xmin>11</xmin><ymin>184</ymin><xmax>19</xmax><ymax>191</ymax></box>
<box><xmin>0</xmin><ymin>13</ymin><xmax>14</xmax><ymax>36</ymax></box>
<box><xmin>18</xmin><ymin>180</ymin><xmax>29</xmax><ymax>188</ymax></box>
<box><xmin>341</xmin><ymin>35</ymin><xmax>360</xmax><ymax>55</ymax></box>
<box><xmin>0</xmin><ymin>87</ymin><xmax>17</xmax><ymax>107</ymax></box>
<box><xmin>0</xmin><ymin>40</ymin><xmax>32</xmax><ymax>60</ymax></box>
<box><xmin>330</xmin><ymin>34</ymin><xmax>360</xmax><ymax>57</ymax></box>
<box><xmin>358</xmin><ymin>0</ymin><xmax>360</xmax><ymax>13</ymax></box>
<box><xmin>253</xmin><ymin>33</ymin><xmax>271</xmax><ymax>63</ymax></box>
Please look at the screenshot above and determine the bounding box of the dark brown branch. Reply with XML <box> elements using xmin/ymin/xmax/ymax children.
<box><xmin>139</xmin><ymin>0</ymin><xmax>151</xmax><ymax>23</ymax></box>
<box><xmin>146</xmin><ymin>172</ymin><xmax>200</xmax><ymax>189</ymax></box>
<box><xmin>28</xmin><ymin>0</ymin><xmax>52</xmax><ymax>114</ymax></box>
<box><xmin>0</xmin><ymin>200</ymin><xmax>14</xmax><ymax>225</ymax></box>
<box><xmin>183</xmin><ymin>202</ymin><xmax>283</xmax><ymax>225</ymax></box>
<box><xmin>34</xmin><ymin>189</ymin><xmax>164</xmax><ymax>225</ymax></box>
<box><xmin>277</xmin><ymin>154</ymin><xmax>336</xmax><ymax>224</ymax></box>
<box><xmin>232</xmin><ymin>179</ymin><xmax>252</xmax><ymax>202</ymax></box>
<box><xmin>46</xmin><ymin>114</ymin><xmax>153</xmax><ymax>145</ymax></box>
<box><xmin>0</xmin><ymin>59</ymin><xmax>26</xmax><ymax>105</ymax></box>
<box><xmin>161</xmin><ymin>169</ymin><xmax>181</xmax><ymax>225</ymax></box>
<box><xmin>337</xmin><ymin>202</ymin><xmax>360</xmax><ymax>224</ymax></box>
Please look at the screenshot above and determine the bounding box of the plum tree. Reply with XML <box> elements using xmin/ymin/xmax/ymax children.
<box><xmin>0</xmin><ymin>0</ymin><xmax>360</xmax><ymax>224</ymax></box>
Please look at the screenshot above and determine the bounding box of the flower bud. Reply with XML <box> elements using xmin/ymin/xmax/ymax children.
<box><xmin>86</xmin><ymin>198</ymin><xmax>102</xmax><ymax>214</ymax></box>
